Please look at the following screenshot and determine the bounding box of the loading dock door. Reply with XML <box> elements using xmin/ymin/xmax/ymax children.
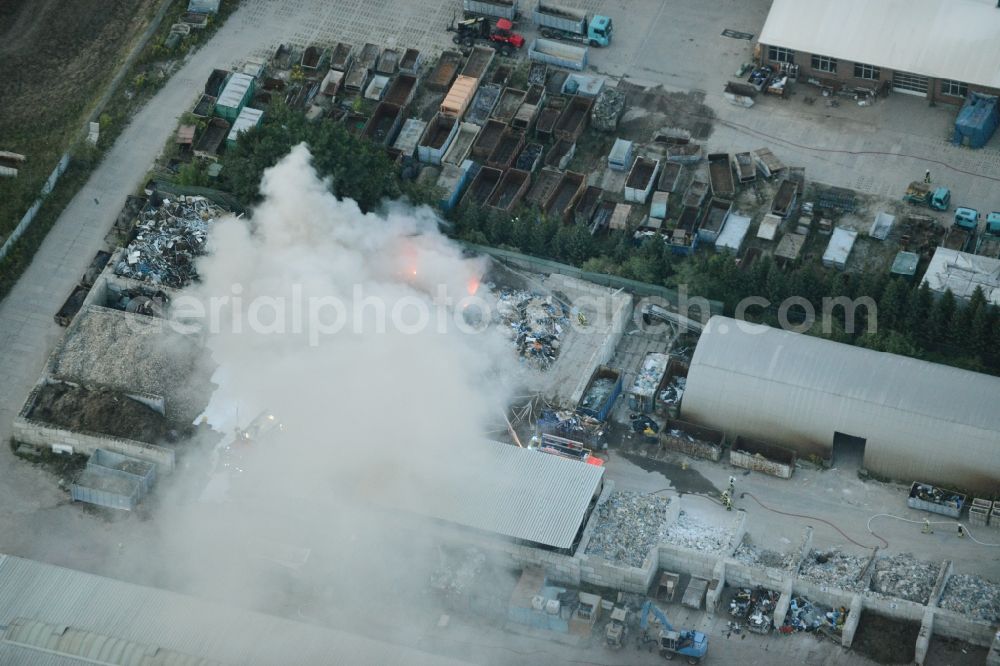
<box><xmin>893</xmin><ymin>72</ymin><xmax>929</xmax><ymax>97</ymax></box>
<box><xmin>832</xmin><ymin>432</ymin><xmax>867</xmax><ymax>468</ymax></box>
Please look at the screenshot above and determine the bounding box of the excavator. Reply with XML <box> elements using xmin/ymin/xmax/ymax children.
<box><xmin>639</xmin><ymin>601</ymin><xmax>708</xmax><ymax>663</ymax></box>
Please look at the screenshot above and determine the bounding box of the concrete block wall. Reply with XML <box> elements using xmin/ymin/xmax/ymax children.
<box><xmin>932</xmin><ymin>608</ymin><xmax>998</xmax><ymax>646</ymax></box>
<box><xmin>840</xmin><ymin>594</ymin><xmax>864</xmax><ymax>647</ymax></box>
<box><xmin>915</xmin><ymin>607</ymin><xmax>934</xmax><ymax>666</ymax></box>
<box><xmin>12</xmin><ymin>415</ymin><xmax>175</xmax><ymax>471</ymax></box>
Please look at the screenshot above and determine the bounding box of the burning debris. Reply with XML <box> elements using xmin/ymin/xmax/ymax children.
<box><xmin>729</xmin><ymin>587</ymin><xmax>779</xmax><ymax>634</ymax></box>
<box><xmin>585</xmin><ymin>491</ymin><xmax>672</xmax><ymax>567</ymax></box>
<box><xmin>115</xmin><ymin>196</ymin><xmax>228</xmax><ymax>287</ymax></box>
<box><xmin>494</xmin><ymin>288</ymin><xmax>569</xmax><ymax>370</ymax></box>
<box><xmin>664</xmin><ymin>510</ymin><xmax>735</xmax><ymax>553</ymax></box>
<box><xmin>870</xmin><ymin>553</ymin><xmax>938</xmax><ymax>604</ymax></box>
<box><xmin>799</xmin><ymin>550</ymin><xmax>869</xmax><ymax>593</ymax></box>
<box><xmin>939</xmin><ymin>574</ymin><xmax>1000</xmax><ymax>623</ymax></box>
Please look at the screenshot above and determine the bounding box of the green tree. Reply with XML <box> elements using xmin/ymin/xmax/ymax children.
<box><xmin>929</xmin><ymin>289</ymin><xmax>957</xmax><ymax>350</ymax></box>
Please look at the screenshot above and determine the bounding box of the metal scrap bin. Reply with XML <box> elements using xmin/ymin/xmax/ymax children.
<box><xmin>71</xmin><ymin>467</ymin><xmax>142</xmax><ymax>511</ymax></box>
<box><xmin>88</xmin><ymin>448</ymin><xmax>157</xmax><ymax>497</ymax></box>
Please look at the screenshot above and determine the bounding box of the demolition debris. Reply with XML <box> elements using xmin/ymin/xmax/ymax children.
<box><xmin>781</xmin><ymin>595</ymin><xmax>848</xmax><ymax>635</ymax></box>
<box><xmin>939</xmin><ymin>574</ymin><xmax>1000</xmax><ymax>623</ymax></box>
<box><xmin>495</xmin><ymin>289</ymin><xmax>569</xmax><ymax>370</ymax></box>
<box><xmin>730</xmin><ymin>587</ymin><xmax>779</xmax><ymax>634</ymax></box>
<box><xmin>585</xmin><ymin>491</ymin><xmax>672</xmax><ymax>567</ymax></box>
<box><xmin>799</xmin><ymin>550</ymin><xmax>869</xmax><ymax>593</ymax></box>
<box><xmin>733</xmin><ymin>536</ymin><xmax>796</xmax><ymax>570</ymax></box>
<box><xmin>664</xmin><ymin>510</ymin><xmax>734</xmax><ymax>553</ymax></box>
<box><xmin>871</xmin><ymin>553</ymin><xmax>937</xmax><ymax>605</ymax></box>
<box><xmin>658</xmin><ymin>375</ymin><xmax>685</xmax><ymax>409</ymax></box>
<box><xmin>115</xmin><ymin>197</ymin><xmax>228</xmax><ymax>288</ymax></box>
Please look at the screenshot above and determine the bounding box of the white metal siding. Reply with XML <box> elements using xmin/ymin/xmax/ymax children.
<box><xmin>681</xmin><ymin>317</ymin><xmax>1000</xmax><ymax>491</ymax></box>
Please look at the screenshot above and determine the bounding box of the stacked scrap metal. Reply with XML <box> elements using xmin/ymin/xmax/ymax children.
<box><xmin>780</xmin><ymin>596</ymin><xmax>848</xmax><ymax>635</ymax></box>
<box><xmin>729</xmin><ymin>587</ymin><xmax>779</xmax><ymax>634</ymax></box>
<box><xmin>939</xmin><ymin>574</ymin><xmax>1000</xmax><ymax>623</ymax></box>
<box><xmin>658</xmin><ymin>375</ymin><xmax>685</xmax><ymax>407</ymax></box>
<box><xmin>537</xmin><ymin>409</ymin><xmax>604</xmax><ymax>445</ymax></box>
<box><xmin>590</xmin><ymin>88</ymin><xmax>626</xmax><ymax>132</ymax></box>
<box><xmin>584</xmin><ymin>491</ymin><xmax>672</xmax><ymax>567</ymax></box>
<box><xmin>115</xmin><ymin>197</ymin><xmax>227</xmax><ymax>288</ymax></box>
<box><xmin>495</xmin><ymin>289</ymin><xmax>569</xmax><ymax>370</ymax></box>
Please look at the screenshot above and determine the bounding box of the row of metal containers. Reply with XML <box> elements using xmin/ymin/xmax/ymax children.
<box><xmin>70</xmin><ymin>448</ymin><xmax>158</xmax><ymax>511</ymax></box>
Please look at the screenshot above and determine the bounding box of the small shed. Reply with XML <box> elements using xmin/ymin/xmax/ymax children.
<box><xmin>175</xmin><ymin>125</ymin><xmax>196</xmax><ymax>146</ymax></box>
<box><xmin>756</xmin><ymin>213</ymin><xmax>781</xmax><ymax>241</ymax></box>
<box><xmin>650</xmin><ymin>191</ymin><xmax>668</xmax><ymax>220</ymax></box>
<box><xmin>226</xmin><ymin>107</ymin><xmax>263</xmax><ymax>147</ymax></box>
<box><xmin>775</xmin><ymin>232</ymin><xmax>807</xmax><ymax>264</ymax></box>
<box><xmin>215</xmin><ymin>73</ymin><xmax>255</xmax><ymax>122</ymax></box>
<box><xmin>608</xmin><ymin>139</ymin><xmax>633</xmax><ymax>171</ymax></box>
<box><xmin>609</xmin><ymin>203</ymin><xmax>631</xmax><ymax>231</ymax></box>
<box><xmin>715</xmin><ymin>212</ymin><xmax>751</xmax><ymax>253</ymax></box>
<box><xmin>890</xmin><ymin>251</ymin><xmax>920</xmax><ymax>279</ymax></box>
<box><xmin>869</xmin><ymin>211</ymin><xmax>895</xmax><ymax>240</ymax></box>
<box><xmin>822</xmin><ymin>226</ymin><xmax>859</xmax><ymax>270</ymax></box>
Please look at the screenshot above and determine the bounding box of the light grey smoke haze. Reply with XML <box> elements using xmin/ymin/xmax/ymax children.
<box><xmin>143</xmin><ymin>144</ymin><xmax>521</xmax><ymax>638</ymax></box>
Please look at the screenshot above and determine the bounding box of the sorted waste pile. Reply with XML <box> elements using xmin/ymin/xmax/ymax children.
<box><xmin>631</xmin><ymin>353</ymin><xmax>668</xmax><ymax>398</ymax></box>
<box><xmin>664</xmin><ymin>510</ymin><xmax>734</xmax><ymax>553</ymax></box>
<box><xmin>871</xmin><ymin>553</ymin><xmax>937</xmax><ymax>604</ymax></box>
<box><xmin>729</xmin><ymin>587</ymin><xmax>779</xmax><ymax>634</ymax></box>
<box><xmin>733</xmin><ymin>537</ymin><xmax>796</xmax><ymax>570</ymax></box>
<box><xmin>799</xmin><ymin>550</ymin><xmax>869</xmax><ymax>592</ymax></box>
<box><xmin>585</xmin><ymin>491</ymin><xmax>672</xmax><ymax>567</ymax></box>
<box><xmin>939</xmin><ymin>574</ymin><xmax>1000</xmax><ymax>623</ymax></box>
<box><xmin>495</xmin><ymin>289</ymin><xmax>569</xmax><ymax>370</ymax></box>
<box><xmin>658</xmin><ymin>375</ymin><xmax>685</xmax><ymax>408</ymax></box>
<box><xmin>115</xmin><ymin>196</ymin><xmax>227</xmax><ymax>288</ymax></box>
<box><xmin>780</xmin><ymin>596</ymin><xmax>848</xmax><ymax>635</ymax></box>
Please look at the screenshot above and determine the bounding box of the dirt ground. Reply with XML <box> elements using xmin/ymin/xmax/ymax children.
<box><xmin>924</xmin><ymin>636</ymin><xmax>991</xmax><ymax>666</ymax></box>
<box><xmin>0</xmin><ymin>0</ymin><xmax>158</xmax><ymax>235</ymax></box>
<box><xmin>853</xmin><ymin>613</ymin><xmax>919</xmax><ymax>664</ymax></box>
<box><xmin>27</xmin><ymin>382</ymin><xmax>183</xmax><ymax>444</ymax></box>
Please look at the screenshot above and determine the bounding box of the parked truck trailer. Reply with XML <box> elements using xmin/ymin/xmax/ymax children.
<box><xmin>532</xmin><ymin>1</ymin><xmax>612</xmax><ymax>47</ymax></box>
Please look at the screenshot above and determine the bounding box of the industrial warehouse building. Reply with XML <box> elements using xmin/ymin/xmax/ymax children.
<box><xmin>681</xmin><ymin>317</ymin><xmax>1000</xmax><ymax>492</ymax></box>
<box><xmin>758</xmin><ymin>0</ymin><xmax>1000</xmax><ymax>104</ymax></box>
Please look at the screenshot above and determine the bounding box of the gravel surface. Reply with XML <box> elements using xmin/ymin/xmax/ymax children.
<box><xmin>940</xmin><ymin>574</ymin><xmax>1000</xmax><ymax>623</ymax></box>
<box><xmin>664</xmin><ymin>510</ymin><xmax>734</xmax><ymax>553</ymax></box>
<box><xmin>799</xmin><ymin>550</ymin><xmax>870</xmax><ymax>593</ymax></box>
<box><xmin>871</xmin><ymin>553</ymin><xmax>938</xmax><ymax>604</ymax></box>
<box><xmin>585</xmin><ymin>491</ymin><xmax>672</xmax><ymax>567</ymax></box>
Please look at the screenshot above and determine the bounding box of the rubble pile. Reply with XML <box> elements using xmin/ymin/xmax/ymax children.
<box><xmin>940</xmin><ymin>574</ymin><xmax>1000</xmax><ymax>623</ymax></box>
<box><xmin>115</xmin><ymin>197</ymin><xmax>227</xmax><ymax>287</ymax></box>
<box><xmin>585</xmin><ymin>491</ymin><xmax>672</xmax><ymax>567</ymax></box>
<box><xmin>430</xmin><ymin>547</ymin><xmax>487</xmax><ymax>599</ymax></box>
<box><xmin>664</xmin><ymin>510</ymin><xmax>734</xmax><ymax>553</ymax></box>
<box><xmin>537</xmin><ymin>409</ymin><xmax>605</xmax><ymax>447</ymax></box>
<box><xmin>495</xmin><ymin>289</ymin><xmax>569</xmax><ymax>370</ymax></box>
<box><xmin>780</xmin><ymin>596</ymin><xmax>848</xmax><ymax>634</ymax></box>
<box><xmin>591</xmin><ymin>88</ymin><xmax>626</xmax><ymax>132</ymax></box>
<box><xmin>729</xmin><ymin>587</ymin><xmax>779</xmax><ymax>634</ymax></box>
<box><xmin>871</xmin><ymin>553</ymin><xmax>937</xmax><ymax>604</ymax></box>
<box><xmin>657</xmin><ymin>376</ymin><xmax>685</xmax><ymax>408</ymax></box>
<box><xmin>105</xmin><ymin>285</ymin><xmax>170</xmax><ymax>318</ymax></box>
<box><xmin>799</xmin><ymin>550</ymin><xmax>869</xmax><ymax>592</ymax></box>
<box><xmin>733</xmin><ymin>537</ymin><xmax>796</xmax><ymax>570</ymax></box>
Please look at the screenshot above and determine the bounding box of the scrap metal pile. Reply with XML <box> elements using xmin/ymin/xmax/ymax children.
<box><xmin>780</xmin><ymin>596</ymin><xmax>848</xmax><ymax>635</ymax></box>
<box><xmin>537</xmin><ymin>409</ymin><xmax>605</xmax><ymax>446</ymax></box>
<box><xmin>115</xmin><ymin>196</ymin><xmax>226</xmax><ymax>288</ymax></box>
<box><xmin>105</xmin><ymin>286</ymin><xmax>169</xmax><ymax>318</ymax></box>
<box><xmin>591</xmin><ymin>88</ymin><xmax>626</xmax><ymax>132</ymax></box>
<box><xmin>799</xmin><ymin>550</ymin><xmax>869</xmax><ymax>593</ymax></box>
<box><xmin>729</xmin><ymin>587</ymin><xmax>779</xmax><ymax>634</ymax></box>
<box><xmin>664</xmin><ymin>510</ymin><xmax>734</xmax><ymax>553</ymax></box>
<box><xmin>939</xmin><ymin>574</ymin><xmax>1000</xmax><ymax>623</ymax></box>
<box><xmin>657</xmin><ymin>375</ymin><xmax>685</xmax><ymax>408</ymax></box>
<box><xmin>871</xmin><ymin>553</ymin><xmax>937</xmax><ymax>604</ymax></box>
<box><xmin>495</xmin><ymin>289</ymin><xmax>569</xmax><ymax>370</ymax></box>
<box><xmin>584</xmin><ymin>491</ymin><xmax>672</xmax><ymax>567</ymax></box>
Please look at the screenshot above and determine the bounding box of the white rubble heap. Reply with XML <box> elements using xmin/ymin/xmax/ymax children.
<box><xmin>870</xmin><ymin>553</ymin><xmax>938</xmax><ymax>605</ymax></box>
<box><xmin>733</xmin><ymin>536</ymin><xmax>796</xmax><ymax>570</ymax></box>
<box><xmin>664</xmin><ymin>510</ymin><xmax>735</xmax><ymax>553</ymax></box>
<box><xmin>585</xmin><ymin>491</ymin><xmax>672</xmax><ymax>567</ymax></box>
<box><xmin>940</xmin><ymin>574</ymin><xmax>1000</xmax><ymax>623</ymax></box>
<box><xmin>799</xmin><ymin>550</ymin><xmax>869</xmax><ymax>593</ymax></box>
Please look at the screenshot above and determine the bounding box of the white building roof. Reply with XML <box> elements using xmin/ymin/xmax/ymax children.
<box><xmin>922</xmin><ymin>247</ymin><xmax>1000</xmax><ymax>304</ymax></box>
<box><xmin>756</xmin><ymin>213</ymin><xmax>781</xmax><ymax>241</ymax></box>
<box><xmin>0</xmin><ymin>554</ymin><xmax>467</xmax><ymax>666</ymax></box>
<box><xmin>760</xmin><ymin>0</ymin><xmax>1000</xmax><ymax>89</ymax></box>
<box><xmin>216</xmin><ymin>73</ymin><xmax>253</xmax><ymax>110</ymax></box>
<box><xmin>716</xmin><ymin>212</ymin><xmax>751</xmax><ymax>252</ymax></box>
<box><xmin>227</xmin><ymin>107</ymin><xmax>263</xmax><ymax>142</ymax></box>
<box><xmin>822</xmin><ymin>226</ymin><xmax>858</xmax><ymax>267</ymax></box>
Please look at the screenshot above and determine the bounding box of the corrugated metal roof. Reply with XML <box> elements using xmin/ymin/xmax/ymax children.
<box><xmin>0</xmin><ymin>555</ymin><xmax>469</xmax><ymax>666</ymax></box>
<box><xmin>922</xmin><ymin>247</ymin><xmax>1000</xmax><ymax>304</ymax></box>
<box><xmin>216</xmin><ymin>73</ymin><xmax>253</xmax><ymax>110</ymax></box>
<box><xmin>759</xmin><ymin>0</ymin><xmax>1000</xmax><ymax>89</ymax></box>
<box><xmin>715</xmin><ymin>213</ymin><xmax>750</xmax><ymax>252</ymax></box>
<box><xmin>412</xmin><ymin>441</ymin><xmax>604</xmax><ymax>549</ymax></box>
<box><xmin>227</xmin><ymin>107</ymin><xmax>263</xmax><ymax>142</ymax></box>
<box><xmin>822</xmin><ymin>226</ymin><xmax>858</xmax><ymax>266</ymax></box>
<box><xmin>687</xmin><ymin>316</ymin><xmax>1000</xmax><ymax>438</ymax></box>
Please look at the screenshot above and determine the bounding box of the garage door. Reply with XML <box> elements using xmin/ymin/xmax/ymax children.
<box><xmin>893</xmin><ymin>71</ymin><xmax>929</xmax><ymax>96</ymax></box>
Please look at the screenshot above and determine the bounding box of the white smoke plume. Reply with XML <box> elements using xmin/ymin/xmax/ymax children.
<box><xmin>142</xmin><ymin>144</ymin><xmax>521</xmax><ymax>621</ymax></box>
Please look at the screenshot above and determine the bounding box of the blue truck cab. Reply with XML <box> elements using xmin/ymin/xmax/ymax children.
<box><xmin>589</xmin><ymin>15</ymin><xmax>613</xmax><ymax>46</ymax></box>
<box><xmin>954</xmin><ymin>207</ymin><xmax>980</xmax><ymax>231</ymax></box>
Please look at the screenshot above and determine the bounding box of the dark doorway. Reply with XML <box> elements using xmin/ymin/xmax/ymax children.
<box><xmin>832</xmin><ymin>432</ymin><xmax>867</xmax><ymax>468</ymax></box>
